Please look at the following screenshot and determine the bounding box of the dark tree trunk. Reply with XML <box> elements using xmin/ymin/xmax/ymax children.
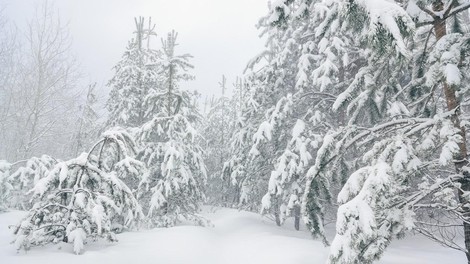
<box><xmin>294</xmin><ymin>205</ymin><xmax>301</xmax><ymax>231</ymax></box>
<box><xmin>273</xmin><ymin>196</ymin><xmax>281</xmax><ymax>226</ymax></box>
<box><xmin>232</xmin><ymin>184</ymin><xmax>240</xmax><ymax>206</ymax></box>
<box><xmin>433</xmin><ymin>2</ymin><xmax>470</xmax><ymax>262</ymax></box>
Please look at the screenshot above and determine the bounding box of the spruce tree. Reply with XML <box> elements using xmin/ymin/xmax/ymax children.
<box><xmin>106</xmin><ymin>17</ymin><xmax>161</xmax><ymax>128</ymax></box>
<box><xmin>13</xmin><ymin>130</ymin><xmax>144</xmax><ymax>254</ymax></box>
<box><xmin>7</xmin><ymin>155</ymin><xmax>57</xmax><ymax>210</ymax></box>
<box><xmin>136</xmin><ymin>31</ymin><xmax>208</xmax><ymax>227</ymax></box>
<box><xmin>243</xmin><ymin>0</ymin><xmax>355</xmax><ymax>235</ymax></box>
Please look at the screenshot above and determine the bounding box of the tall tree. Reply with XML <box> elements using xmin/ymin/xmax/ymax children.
<box><xmin>239</xmin><ymin>0</ymin><xmax>355</xmax><ymax>233</ymax></box>
<box><xmin>223</xmin><ymin>73</ymin><xmax>271</xmax><ymax>211</ymax></box>
<box><xmin>106</xmin><ymin>17</ymin><xmax>161</xmax><ymax>128</ymax></box>
<box><xmin>136</xmin><ymin>31</ymin><xmax>208</xmax><ymax>227</ymax></box>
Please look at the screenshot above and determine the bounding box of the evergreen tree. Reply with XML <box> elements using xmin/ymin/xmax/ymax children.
<box><xmin>7</xmin><ymin>155</ymin><xmax>57</xmax><ymax>210</ymax></box>
<box><xmin>106</xmin><ymin>17</ymin><xmax>161</xmax><ymax>128</ymax></box>
<box><xmin>136</xmin><ymin>31</ymin><xmax>208</xmax><ymax>227</ymax></box>
<box><xmin>13</xmin><ymin>130</ymin><xmax>144</xmax><ymax>254</ymax></box>
<box><xmin>223</xmin><ymin>73</ymin><xmax>271</xmax><ymax>211</ymax></box>
<box><xmin>241</xmin><ymin>0</ymin><xmax>357</xmax><ymax>234</ymax></box>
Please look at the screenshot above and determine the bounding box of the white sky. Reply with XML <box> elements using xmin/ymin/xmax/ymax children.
<box><xmin>2</xmin><ymin>0</ymin><xmax>268</xmax><ymax>101</ymax></box>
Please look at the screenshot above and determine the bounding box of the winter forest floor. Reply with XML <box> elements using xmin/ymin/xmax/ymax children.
<box><xmin>0</xmin><ymin>207</ymin><xmax>465</xmax><ymax>264</ymax></box>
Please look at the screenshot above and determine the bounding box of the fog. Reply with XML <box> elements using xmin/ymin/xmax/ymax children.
<box><xmin>0</xmin><ymin>0</ymin><xmax>268</xmax><ymax>161</ymax></box>
<box><xmin>2</xmin><ymin>0</ymin><xmax>267</xmax><ymax>98</ymax></box>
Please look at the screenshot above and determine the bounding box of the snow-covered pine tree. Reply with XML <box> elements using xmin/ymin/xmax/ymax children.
<box><xmin>223</xmin><ymin>9</ymin><xmax>313</xmax><ymax>213</ymax></box>
<box><xmin>293</xmin><ymin>0</ymin><xmax>470</xmax><ymax>262</ymax></box>
<box><xmin>13</xmin><ymin>130</ymin><xmax>144</xmax><ymax>255</ymax></box>
<box><xmin>106</xmin><ymin>17</ymin><xmax>161</xmax><ymax>128</ymax></box>
<box><xmin>224</xmin><ymin>11</ymin><xmax>309</xmax><ymax>215</ymax></box>
<box><xmin>105</xmin><ymin>17</ymin><xmax>163</xmax><ymax>194</ymax></box>
<box><xmin>243</xmin><ymin>0</ymin><xmax>357</xmax><ymax>235</ymax></box>
<box><xmin>92</xmin><ymin>129</ymin><xmax>146</xmax><ymax>194</ymax></box>
<box><xmin>7</xmin><ymin>155</ymin><xmax>57</xmax><ymax>210</ymax></box>
<box><xmin>222</xmin><ymin>76</ymin><xmax>259</xmax><ymax>208</ymax></box>
<box><xmin>253</xmin><ymin>1</ymin><xmax>318</xmax><ymax>229</ymax></box>
<box><xmin>135</xmin><ymin>31</ymin><xmax>208</xmax><ymax>227</ymax></box>
<box><xmin>223</xmin><ymin>72</ymin><xmax>274</xmax><ymax>211</ymax></box>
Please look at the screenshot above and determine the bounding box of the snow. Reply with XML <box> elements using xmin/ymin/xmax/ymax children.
<box><xmin>68</xmin><ymin>227</ymin><xmax>86</xmax><ymax>255</ymax></box>
<box><xmin>337</xmin><ymin>167</ymin><xmax>370</xmax><ymax>204</ymax></box>
<box><xmin>387</xmin><ymin>101</ymin><xmax>410</xmax><ymax>117</ymax></box>
<box><xmin>406</xmin><ymin>0</ymin><xmax>422</xmax><ymax>18</ymax></box>
<box><xmin>439</xmin><ymin>121</ymin><xmax>461</xmax><ymax>165</ymax></box>
<box><xmin>353</xmin><ymin>0</ymin><xmax>414</xmax><ymax>57</ymax></box>
<box><xmin>444</xmin><ymin>63</ymin><xmax>461</xmax><ymax>86</ymax></box>
<box><xmin>0</xmin><ymin>208</ymin><xmax>465</xmax><ymax>263</ymax></box>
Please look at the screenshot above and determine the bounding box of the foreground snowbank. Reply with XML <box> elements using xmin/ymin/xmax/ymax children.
<box><xmin>0</xmin><ymin>208</ymin><xmax>465</xmax><ymax>263</ymax></box>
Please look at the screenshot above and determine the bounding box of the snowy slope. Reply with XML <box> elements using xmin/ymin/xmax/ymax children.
<box><xmin>0</xmin><ymin>208</ymin><xmax>465</xmax><ymax>263</ymax></box>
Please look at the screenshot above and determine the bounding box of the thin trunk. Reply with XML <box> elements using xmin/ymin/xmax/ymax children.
<box><xmin>233</xmin><ymin>184</ymin><xmax>240</xmax><ymax>205</ymax></box>
<box><xmin>273</xmin><ymin>196</ymin><xmax>281</xmax><ymax>226</ymax></box>
<box><xmin>433</xmin><ymin>2</ymin><xmax>470</xmax><ymax>262</ymax></box>
<box><xmin>74</xmin><ymin>116</ymin><xmax>83</xmax><ymax>157</ymax></box>
<box><xmin>294</xmin><ymin>205</ymin><xmax>301</xmax><ymax>231</ymax></box>
<box><xmin>220</xmin><ymin>76</ymin><xmax>228</xmax><ymax>206</ymax></box>
<box><xmin>167</xmin><ymin>64</ymin><xmax>173</xmax><ymax>116</ymax></box>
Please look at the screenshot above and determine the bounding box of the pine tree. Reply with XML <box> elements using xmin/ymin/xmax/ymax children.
<box><xmin>13</xmin><ymin>130</ymin><xmax>144</xmax><ymax>254</ymax></box>
<box><xmin>106</xmin><ymin>17</ymin><xmax>161</xmax><ymax>128</ymax></box>
<box><xmin>241</xmin><ymin>0</ymin><xmax>354</xmax><ymax>234</ymax></box>
<box><xmin>223</xmin><ymin>73</ymin><xmax>272</xmax><ymax>211</ymax></box>
<box><xmin>135</xmin><ymin>31</ymin><xmax>208</xmax><ymax>227</ymax></box>
<box><xmin>222</xmin><ymin>77</ymin><xmax>255</xmax><ymax>207</ymax></box>
<box><xmin>7</xmin><ymin>155</ymin><xmax>57</xmax><ymax>210</ymax></box>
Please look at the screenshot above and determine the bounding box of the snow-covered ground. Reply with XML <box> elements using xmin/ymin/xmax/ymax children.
<box><xmin>0</xmin><ymin>208</ymin><xmax>465</xmax><ymax>263</ymax></box>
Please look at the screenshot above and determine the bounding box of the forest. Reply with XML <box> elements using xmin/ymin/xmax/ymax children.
<box><xmin>1</xmin><ymin>0</ymin><xmax>470</xmax><ymax>263</ymax></box>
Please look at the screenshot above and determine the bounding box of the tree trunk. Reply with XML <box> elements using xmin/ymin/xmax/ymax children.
<box><xmin>167</xmin><ymin>64</ymin><xmax>173</xmax><ymax>116</ymax></box>
<box><xmin>433</xmin><ymin>2</ymin><xmax>470</xmax><ymax>262</ymax></box>
<box><xmin>294</xmin><ymin>205</ymin><xmax>301</xmax><ymax>231</ymax></box>
<box><xmin>273</xmin><ymin>196</ymin><xmax>281</xmax><ymax>226</ymax></box>
<box><xmin>232</xmin><ymin>184</ymin><xmax>240</xmax><ymax>206</ymax></box>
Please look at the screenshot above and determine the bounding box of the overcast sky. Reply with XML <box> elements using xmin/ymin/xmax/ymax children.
<box><xmin>2</xmin><ymin>0</ymin><xmax>268</xmax><ymax>101</ymax></box>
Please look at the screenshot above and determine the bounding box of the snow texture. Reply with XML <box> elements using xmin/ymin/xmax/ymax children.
<box><xmin>0</xmin><ymin>208</ymin><xmax>465</xmax><ymax>263</ymax></box>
